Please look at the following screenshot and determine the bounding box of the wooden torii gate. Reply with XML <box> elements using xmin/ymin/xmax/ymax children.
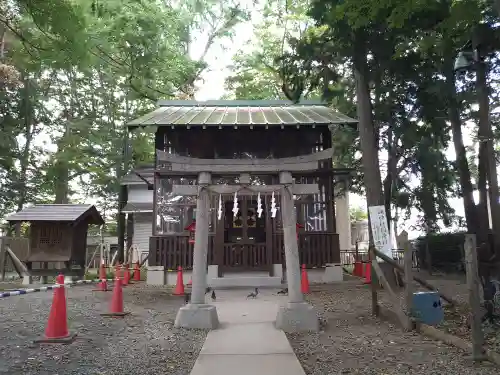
<box><xmin>161</xmin><ymin>149</ymin><xmax>333</xmax><ymax>331</ymax></box>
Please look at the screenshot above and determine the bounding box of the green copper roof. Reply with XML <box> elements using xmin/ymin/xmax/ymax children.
<box><xmin>127</xmin><ymin>100</ymin><xmax>357</xmax><ymax>128</ymax></box>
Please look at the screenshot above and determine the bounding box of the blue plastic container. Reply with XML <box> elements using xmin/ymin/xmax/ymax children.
<box><xmin>411</xmin><ymin>291</ymin><xmax>444</xmax><ymax>326</ymax></box>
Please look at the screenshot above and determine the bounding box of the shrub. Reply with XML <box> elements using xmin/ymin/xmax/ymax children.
<box><xmin>413</xmin><ymin>232</ymin><xmax>466</xmax><ymax>272</ymax></box>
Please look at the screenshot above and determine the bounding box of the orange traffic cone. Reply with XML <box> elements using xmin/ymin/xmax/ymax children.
<box><xmin>123</xmin><ymin>264</ymin><xmax>130</xmax><ymax>286</ymax></box>
<box><xmin>301</xmin><ymin>264</ymin><xmax>310</xmax><ymax>294</ymax></box>
<box><xmin>363</xmin><ymin>263</ymin><xmax>372</xmax><ymax>284</ymax></box>
<box><xmin>353</xmin><ymin>262</ymin><xmax>363</xmax><ymax>277</ymax></box>
<box><xmin>173</xmin><ymin>266</ymin><xmax>185</xmax><ymax>295</ymax></box>
<box><xmin>35</xmin><ymin>274</ymin><xmax>76</xmax><ymax>343</ymax></box>
<box><xmin>133</xmin><ymin>261</ymin><xmax>141</xmax><ymax>282</ymax></box>
<box><xmin>114</xmin><ymin>263</ymin><xmax>121</xmax><ymax>278</ymax></box>
<box><xmin>93</xmin><ymin>263</ymin><xmax>109</xmax><ymax>292</ymax></box>
<box><xmin>101</xmin><ymin>277</ymin><xmax>130</xmax><ymax>318</ymax></box>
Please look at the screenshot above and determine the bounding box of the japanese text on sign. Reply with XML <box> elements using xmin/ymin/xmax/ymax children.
<box><xmin>368</xmin><ymin>205</ymin><xmax>392</xmax><ymax>260</ymax></box>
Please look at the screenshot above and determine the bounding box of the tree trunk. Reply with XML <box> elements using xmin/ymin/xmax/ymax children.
<box><xmin>444</xmin><ymin>61</ymin><xmax>477</xmax><ymax>234</ymax></box>
<box><xmin>420</xmin><ymin>163</ymin><xmax>438</xmax><ymax>231</ymax></box>
<box><xmin>383</xmin><ymin>124</ymin><xmax>393</xmax><ymax>227</ymax></box>
<box><xmin>494</xmin><ymin>0</ymin><xmax>500</xmax><ymax>17</ymax></box>
<box><xmin>353</xmin><ymin>32</ymin><xmax>384</xmax><ymax>243</ymax></box>
<box><xmin>477</xmin><ymin>143</ymin><xmax>490</xmax><ymax>244</ymax></box>
<box><xmin>53</xmin><ymin>122</ymin><xmax>70</xmax><ymax>204</ymax></box>
<box><xmin>16</xmin><ymin>78</ymin><xmax>33</xmax><ymax>212</ymax></box>
<box><xmin>476</xmin><ymin>52</ymin><xmax>500</xmax><ymax>255</ymax></box>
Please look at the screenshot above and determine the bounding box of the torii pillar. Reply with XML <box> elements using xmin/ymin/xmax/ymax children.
<box><xmin>174</xmin><ymin>172</ymin><xmax>219</xmax><ymax>329</ymax></box>
<box><xmin>275</xmin><ymin>171</ymin><xmax>319</xmax><ymax>332</ymax></box>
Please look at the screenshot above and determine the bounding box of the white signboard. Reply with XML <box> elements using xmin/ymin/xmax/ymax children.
<box><xmin>368</xmin><ymin>205</ymin><xmax>392</xmax><ymax>260</ymax></box>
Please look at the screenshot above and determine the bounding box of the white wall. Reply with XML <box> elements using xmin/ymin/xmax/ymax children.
<box><xmin>132</xmin><ymin>212</ymin><xmax>153</xmax><ymax>264</ymax></box>
<box><xmin>335</xmin><ymin>180</ymin><xmax>352</xmax><ymax>250</ymax></box>
<box><xmin>128</xmin><ymin>185</ymin><xmax>153</xmax><ymax>203</ymax></box>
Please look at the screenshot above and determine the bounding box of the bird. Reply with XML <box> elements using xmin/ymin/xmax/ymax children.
<box><xmin>277</xmin><ymin>288</ymin><xmax>288</xmax><ymax>295</ymax></box>
<box><xmin>247</xmin><ymin>288</ymin><xmax>259</xmax><ymax>299</ymax></box>
<box><xmin>211</xmin><ymin>290</ymin><xmax>216</xmax><ymax>301</ymax></box>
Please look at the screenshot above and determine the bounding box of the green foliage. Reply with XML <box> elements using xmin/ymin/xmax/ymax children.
<box><xmin>222</xmin><ymin>0</ymin><xmax>500</xmax><ymax>237</ymax></box>
<box><xmin>349</xmin><ymin>206</ymin><xmax>367</xmax><ymax>223</ymax></box>
<box><xmin>0</xmin><ymin>0</ymin><xmax>246</xmax><ymax>223</ymax></box>
<box><xmin>413</xmin><ymin>232</ymin><xmax>466</xmax><ymax>272</ymax></box>
<box><xmin>84</xmin><ymin>271</ymin><xmax>114</xmax><ymax>280</ymax></box>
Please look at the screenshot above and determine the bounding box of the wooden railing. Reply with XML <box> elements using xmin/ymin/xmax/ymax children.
<box><xmin>222</xmin><ymin>243</ymin><xmax>267</xmax><ymax>269</ymax></box>
<box><xmin>0</xmin><ymin>237</ymin><xmax>30</xmax><ymax>274</ymax></box>
<box><xmin>150</xmin><ymin>231</ymin><xmax>340</xmax><ymax>270</ymax></box>
<box><xmin>339</xmin><ymin>249</ymin><xmax>419</xmax><ymax>268</ymax></box>
<box><xmin>149</xmin><ymin>234</ymin><xmax>215</xmax><ymax>270</ymax></box>
<box><xmin>272</xmin><ymin>232</ymin><xmax>340</xmax><ymax>267</ymax></box>
<box><xmin>298</xmin><ymin>232</ymin><xmax>340</xmax><ymax>266</ymax></box>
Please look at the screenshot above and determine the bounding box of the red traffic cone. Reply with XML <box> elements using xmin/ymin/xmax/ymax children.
<box><xmin>114</xmin><ymin>263</ymin><xmax>120</xmax><ymax>278</ymax></box>
<box><xmin>301</xmin><ymin>264</ymin><xmax>310</xmax><ymax>294</ymax></box>
<box><xmin>35</xmin><ymin>274</ymin><xmax>76</xmax><ymax>343</ymax></box>
<box><xmin>133</xmin><ymin>261</ymin><xmax>141</xmax><ymax>282</ymax></box>
<box><xmin>187</xmin><ymin>276</ymin><xmax>192</xmax><ymax>286</ymax></box>
<box><xmin>353</xmin><ymin>262</ymin><xmax>363</xmax><ymax>277</ymax></box>
<box><xmin>172</xmin><ymin>266</ymin><xmax>185</xmax><ymax>295</ymax></box>
<box><xmin>101</xmin><ymin>277</ymin><xmax>130</xmax><ymax>318</ymax></box>
<box><xmin>363</xmin><ymin>263</ymin><xmax>372</xmax><ymax>284</ymax></box>
<box><xmin>123</xmin><ymin>264</ymin><xmax>130</xmax><ymax>286</ymax></box>
<box><xmin>93</xmin><ymin>263</ymin><xmax>109</xmax><ymax>292</ymax></box>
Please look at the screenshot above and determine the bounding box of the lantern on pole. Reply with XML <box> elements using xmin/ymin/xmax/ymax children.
<box><xmin>185</xmin><ymin>221</ymin><xmax>196</xmax><ymax>244</ymax></box>
<box><xmin>185</xmin><ymin>209</ymin><xmax>197</xmax><ymax>244</ymax></box>
<box><xmin>296</xmin><ymin>222</ymin><xmax>304</xmax><ymax>240</ymax></box>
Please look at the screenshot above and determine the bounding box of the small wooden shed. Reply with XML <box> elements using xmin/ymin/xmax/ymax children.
<box><xmin>5</xmin><ymin>204</ymin><xmax>104</xmax><ymax>277</ymax></box>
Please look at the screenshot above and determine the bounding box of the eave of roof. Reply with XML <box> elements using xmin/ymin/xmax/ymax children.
<box><xmin>127</xmin><ymin>99</ymin><xmax>358</xmax><ymax>129</ymax></box>
<box><xmin>122</xmin><ymin>202</ymin><xmax>153</xmax><ymax>213</ymax></box>
<box><xmin>5</xmin><ymin>204</ymin><xmax>104</xmax><ymax>225</ymax></box>
<box><xmin>121</xmin><ymin>167</ymin><xmax>155</xmax><ymax>185</ymax></box>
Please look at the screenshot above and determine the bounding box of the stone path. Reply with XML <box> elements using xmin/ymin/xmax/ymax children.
<box><xmin>189</xmin><ymin>289</ymin><xmax>306</xmax><ymax>375</ymax></box>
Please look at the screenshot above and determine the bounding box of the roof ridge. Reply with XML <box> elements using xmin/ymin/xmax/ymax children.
<box><xmin>34</xmin><ymin>203</ymin><xmax>92</xmax><ymax>206</ymax></box>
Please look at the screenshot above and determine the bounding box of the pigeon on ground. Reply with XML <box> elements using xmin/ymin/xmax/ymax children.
<box><xmin>277</xmin><ymin>288</ymin><xmax>288</xmax><ymax>295</ymax></box>
<box><xmin>247</xmin><ymin>288</ymin><xmax>259</xmax><ymax>299</ymax></box>
<box><xmin>211</xmin><ymin>290</ymin><xmax>216</xmax><ymax>301</ymax></box>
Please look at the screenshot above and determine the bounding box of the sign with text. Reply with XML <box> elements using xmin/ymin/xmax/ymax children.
<box><xmin>368</xmin><ymin>205</ymin><xmax>392</xmax><ymax>260</ymax></box>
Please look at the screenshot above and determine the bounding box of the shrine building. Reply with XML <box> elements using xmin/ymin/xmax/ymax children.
<box><xmin>121</xmin><ymin>100</ymin><xmax>357</xmax><ymax>287</ymax></box>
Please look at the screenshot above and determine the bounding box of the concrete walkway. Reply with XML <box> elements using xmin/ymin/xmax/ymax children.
<box><xmin>189</xmin><ymin>289</ymin><xmax>306</xmax><ymax>375</ymax></box>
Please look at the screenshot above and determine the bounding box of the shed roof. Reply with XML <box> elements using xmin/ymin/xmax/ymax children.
<box><xmin>122</xmin><ymin>202</ymin><xmax>153</xmax><ymax>213</ymax></box>
<box><xmin>6</xmin><ymin>204</ymin><xmax>104</xmax><ymax>225</ymax></box>
<box><xmin>121</xmin><ymin>166</ymin><xmax>154</xmax><ymax>185</ymax></box>
<box><xmin>127</xmin><ymin>100</ymin><xmax>358</xmax><ymax>129</ymax></box>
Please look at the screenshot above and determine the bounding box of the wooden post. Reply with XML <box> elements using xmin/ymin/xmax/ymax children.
<box><xmin>370</xmin><ymin>248</ymin><xmax>407</xmax><ymax>327</ymax></box>
<box><xmin>0</xmin><ymin>238</ymin><xmax>6</xmax><ymax>281</ymax></box>
<box><xmin>464</xmin><ymin>234</ymin><xmax>485</xmax><ymax>361</ymax></box>
<box><xmin>369</xmin><ymin>246</ymin><xmax>379</xmax><ymax>316</ymax></box>
<box><xmin>190</xmin><ymin>172</ymin><xmax>212</xmax><ymax>305</ymax></box>
<box><xmin>279</xmin><ymin>171</ymin><xmax>303</xmax><ymax>304</ymax></box>
<box><xmin>372</xmin><ymin>248</ymin><xmax>457</xmax><ymax>306</ymax></box>
<box><xmin>402</xmin><ymin>230</ymin><xmax>414</xmax><ymax>331</ymax></box>
<box><xmin>425</xmin><ymin>237</ymin><xmax>432</xmax><ymax>274</ymax></box>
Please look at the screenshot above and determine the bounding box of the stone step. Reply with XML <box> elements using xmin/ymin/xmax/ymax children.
<box><xmin>209</xmin><ymin>276</ymin><xmax>282</xmax><ymax>288</ymax></box>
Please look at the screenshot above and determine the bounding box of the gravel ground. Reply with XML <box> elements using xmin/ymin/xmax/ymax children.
<box><xmin>287</xmin><ymin>275</ymin><xmax>499</xmax><ymax>375</ymax></box>
<box><xmin>0</xmin><ymin>282</ymin><xmax>207</xmax><ymax>375</ymax></box>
